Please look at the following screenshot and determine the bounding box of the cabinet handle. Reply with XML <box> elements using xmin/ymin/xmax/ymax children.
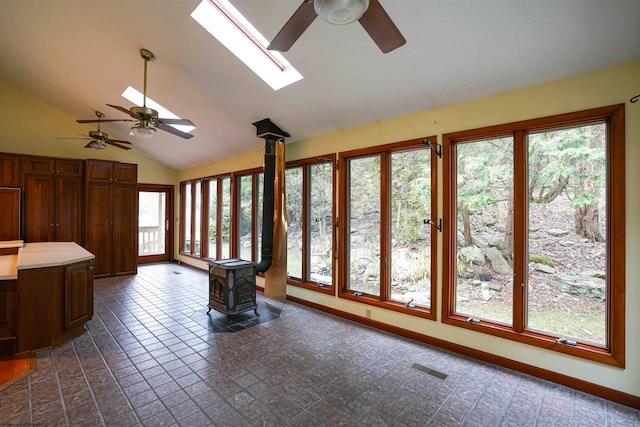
<box><xmin>50</xmin><ymin>224</ymin><xmax>55</xmax><ymax>227</ymax></box>
<box><xmin>88</xmin><ymin>266</ymin><xmax>93</xmax><ymax>270</ymax></box>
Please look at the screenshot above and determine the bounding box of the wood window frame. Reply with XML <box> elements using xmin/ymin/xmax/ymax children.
<box><xmin>179</xmin><ymin>179</ymin><xmax>203</xmax><ymax>259</ymax></box>
<box><xmin>338</xmin><ymin>137</ymin><xmax>438</xmax><ymax>320</ymax></box>
<box><xmin>442</xmin><ymin>104</ymin><xmax>625</xmax><ymax>367</ymax></box>
<box><xmin>202</xmin><ymin>174</ymin><xmax>232</xmax><ymax>261</ymax></box>
<box><xmin>285</xmin><ymin>154</ymin><xmax>337</xmax><ymax>296</ymax></box>
<box><xmin>232</xmin><ymin>168</ymin><xmax>264</xmax><ymax>262</ymax></box>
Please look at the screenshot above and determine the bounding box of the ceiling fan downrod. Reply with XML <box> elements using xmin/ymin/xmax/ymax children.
<box><xmin>139</xmin><ymin>48</ymin><xmax>155</xmax><ymax>108</ymax></box>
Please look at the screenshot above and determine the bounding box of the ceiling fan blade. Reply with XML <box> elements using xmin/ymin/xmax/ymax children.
<box><xmin>155</xmin><ymin>123</ymin><xmax>194</xmax><ymax>139</ymax></box>
<box><xmin>268</xmin><ymin>0</ymin><xmax>317</xmax><ymax>52</ymax></box>
<box><xmin>54</xmin><ymin>137</ymin><xmax>91</xmax><ymax>140</ymax></box>
<box><xmin>358</xmin><ymin>0</ymin><xmax>406</xmax><ymax>53</ymax></box>
<box><xmin>107</xmin><ymin>138</ymin><xmax>132</xmax><ymax>144</ymax></box>
<box><xmin>105</xmin><ymin>140</ymin><xmax>132</xmax><ymax>150</ymax></box>
<box><xmin>157</xmin><ymin>117</ymin><xmax>195</xmax><ymax>127</ymax></box>
<box><xmin>76</xmin><ymin>118</ymin><xmax>135</xmax><ymax>124</ymax></box>
<box><xmin>107</xmin><ymin>104</ymin><xmax>139</xmax><ymax>118</ymax></box>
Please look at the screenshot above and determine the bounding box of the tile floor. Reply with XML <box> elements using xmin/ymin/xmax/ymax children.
<box><xmin>0</xmin><ymin>262</ymin><xmax>638</xmax><ymax>426</ymax></box>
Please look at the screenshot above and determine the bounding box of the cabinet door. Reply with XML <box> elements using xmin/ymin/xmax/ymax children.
<box><xmin>85</xmin><ymin>160</ymin><xmax>113</xmax><ymax>183</ymax></box>
<box><xmin>113</xmin><ymin>185</ymin><xmax>137</xmax><ymax>276</ymax></box>
<box><xmin>23</xmin><ymin>174</ymin><xmax>55</xmax><ymax>242</ymax></box>
<box><xmin>86</xmin><ymin>183</ymin><xmax>112</xmax><ymax>277</ymax></box>
<box><xmin>55</xmin><ymin>159</ymin><xmax>83</xmax><ymax>177</ymax></box>
<box><xmin>0</xmin><ymin>188</ymin><xmax>21</xmax><ymax>240</ymax></box>
<box><xmin>0</xmin><ymin>153</ymin><xmax>21</xmax><ymax>187</ymax></box>
<box><xmin>64</xmin><ymin>261</ymin><xmax>93</xmax><ymax>330</ymax></box>
<box><xmin>113</xmin><ymin>163</ymin><xmax>137</xmax><ymax>184</ymax></box>
<box><xmin>22</xmin><ymin>156</ymin><xmax>55</xmax><ymax>175</ymax></box>
<box><xmin>56</xmin><ymin>177</ymin><xmax>83</xmax><ymax>244</ymax></box>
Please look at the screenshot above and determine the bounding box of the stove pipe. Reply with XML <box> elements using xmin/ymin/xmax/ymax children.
<box><xmin>252</xmin><ymin>118</ymin><xmax>289</xmax><ymax>274</ymax></box>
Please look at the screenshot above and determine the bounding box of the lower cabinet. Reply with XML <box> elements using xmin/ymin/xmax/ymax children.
<box><xmin>16</xmin><ymin>260</ymin><xmax>93</xmax><ymax>353</ymax></box>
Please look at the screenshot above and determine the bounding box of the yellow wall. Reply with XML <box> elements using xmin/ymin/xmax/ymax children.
<box><xmin>0</xmin><ymin>79</ymin><xmax>177</xmax><ymax>184</ymax></box>
<box><xmin>177</xmin><ymin>59</ymin><xmax>640</xmax><ymax>398</ymax></box>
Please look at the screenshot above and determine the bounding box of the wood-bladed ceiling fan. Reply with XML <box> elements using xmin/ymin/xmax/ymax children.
<box><xmin>268</xmin><ymin>0</ymin><xmax>405</xmax><ymax>54</ymax></box>
<box><xmin>79</xmin><ymin>49</ymin><xmax>196</xmax><ymax>140</ymax></box>
<box><xmin>57</xmin><ymin>111</ymin><xmax>133</xmax><ymax>150</ymax></box>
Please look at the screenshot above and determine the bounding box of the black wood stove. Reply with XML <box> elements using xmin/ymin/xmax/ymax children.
<box><xmin>207</xmin><ymin>258</ymin><xmax>258</xmax><ymax>320</ymax></box>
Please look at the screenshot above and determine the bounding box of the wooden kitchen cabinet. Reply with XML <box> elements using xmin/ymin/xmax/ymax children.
<box><xmin>0</xmin><ymin>153</ymin><xmax>21</xmax><ymax>187</ymax></box>
<box><xmin>85</xmin><ymin>160</ymin><xmax>137</xmax><ymax>278</ymax></box>
<box><xmin>16</xmin><ymin>259</ymin><xmax>93</xmax><ymax>354</ymax></box>
<box><xmin>22</xmin><ymin>156</ymin><xmax>83</xmax><ymax>244</ymax></box>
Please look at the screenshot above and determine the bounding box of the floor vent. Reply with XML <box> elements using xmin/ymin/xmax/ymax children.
<box><xmin>411</xmin><ymin>363</ymin><xmax>448</xmax><ymax>380</ymax></box>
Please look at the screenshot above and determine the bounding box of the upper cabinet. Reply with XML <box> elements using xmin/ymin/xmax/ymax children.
<box><xmin>22</xmin><ymin>156</ymin><xmax>84</xmax><ymax>244</ymax></box>
<box><xmin>86</xmin><ymin>160</ymin><xmax>137</xmax><ymax>184</ymax></box>
<box><xmin>0</xmin><ymin>153</ymin><xmax>22</xmax><ymax>187</ymax></box>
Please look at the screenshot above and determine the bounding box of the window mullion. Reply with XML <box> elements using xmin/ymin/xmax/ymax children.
<box><xmin>513</xmin><ymin>130</ymin><xmax>527</xmax><ymax>333</ymax></box>
<box><xmin>380</xmin><ymin>152</ymin><xmax>391</xmax><ymax>302</ymax></box>
<box><xmin>302</xmin><ymin>165</ymin><xmax>310</xmax><ymax>281</ymax></box>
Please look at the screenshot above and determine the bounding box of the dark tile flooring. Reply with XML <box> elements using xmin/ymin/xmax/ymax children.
<box><xmin>1</xmin><ymin>263</ymin><xmax>638</xmax><ymax>426</ymax></box>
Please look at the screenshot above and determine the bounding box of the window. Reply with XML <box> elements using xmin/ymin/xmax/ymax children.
<box><xmin>180</xmin><ymin>180</ymin><xmax>202</xmax><ymax>257</ymax></box>
<box><xmin>443</xmin><ymin>105</ymin><xmax>625</xmax><ymax>366</ymax></box>
<box><xmin>286</xmin><ymin>156</ymin><xmax>336</xmax><ymax>293</ymax></box>
<box><xmin>339</xmin><ymin>138</ymin><xmax>437</xmax><ymax>318</ymax></box>
<box><xmin>203</xmin><ymin>175</ymin><xmax>231</xmax><ymax>260</ymax></box>
<box><xmin>234</xmin><ymin>169</ymin><xmax>263</xmax><ymax>262</ymax></box>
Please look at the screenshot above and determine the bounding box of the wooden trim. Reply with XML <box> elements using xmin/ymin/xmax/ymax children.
<box><xmin>286</xmin><ymin>294</ymin><xmax>639</xmax><ymax>409</ymax></box>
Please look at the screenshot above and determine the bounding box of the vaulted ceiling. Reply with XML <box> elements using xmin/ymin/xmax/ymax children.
<box><xmin>0</xmin><ymin>0</ymin><xmax>638</xmax><ymax>170</ymax></box>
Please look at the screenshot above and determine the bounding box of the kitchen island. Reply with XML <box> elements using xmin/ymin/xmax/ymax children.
<box><xmin>0</xmin><ymin>241</ymin><xmax>94</xmax><ymax>355</ymax></box>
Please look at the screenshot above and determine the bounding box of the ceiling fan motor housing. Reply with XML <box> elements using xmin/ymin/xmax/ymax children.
<box><xmin>88</xmin><ymin>130</ymin><xmax>108</xmax><ymax>140</ymax></box>
<box><xmin>131</xmin><ymin>106</ymin><xmax>158</xmax><ymax>119</ymax></box>
<box><xmin>314</xmin><ymin>0</ymin><xmax>370</xmax><ymax>25</ymax></box>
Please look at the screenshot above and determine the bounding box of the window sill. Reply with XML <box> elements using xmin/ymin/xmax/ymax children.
<box><xmin>339</xmin><ymin>291</ymin><xmax>435</xmax><ymax>320</ymax></box>
<box><xmin>443</xmin><ymin>313</ymin><xmax>623</xmax><ymax>368</ymax></box>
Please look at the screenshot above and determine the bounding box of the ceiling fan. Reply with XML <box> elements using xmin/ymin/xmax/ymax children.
<box><xmin>268</xmin><ymin>0</ymin><xmax>405</xmax><ymax>54</ymax></box>
<box><xmin>57</xmin><ymin>111</ymin><xmax>133</xmax><ymax>150</ymax></box>
<box><xmin>81</xmin><ymin>49</ymin><xmax>195</xmax><ymax>140</ymax></box>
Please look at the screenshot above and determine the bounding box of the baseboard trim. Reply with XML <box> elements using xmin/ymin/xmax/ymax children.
<box><xmin>286</xmin><ymin>294</ymin><xmax>639</xmax><ymax>409</ymax></box>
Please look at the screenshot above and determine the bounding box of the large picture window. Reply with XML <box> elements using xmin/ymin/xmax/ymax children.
<box><xmin>203</xmin><ymin>175</ymin><xmax>231</xmax><ymax>260</ymax></box>
<box><xmin>286</xmin><ymin>155</ymin><xmax>336</xmax><ymax>293</ymax></box>
<box><xmin>180</xmin><ymin>180</ymin><xmax>202</xmax><ymax>257</ymax></box>
<box><xmin>339</xmin><ymin>138</ymin><xmax>437</xmax><ymax>318</ymax></box>
<box><xmin>443</xmin><ymin>105</ymin><xmax>625</xmax><ymax>366</ymax></box>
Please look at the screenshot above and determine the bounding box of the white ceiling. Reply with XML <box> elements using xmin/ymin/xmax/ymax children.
<box><xmin>0</xmin><ymin>0</ymin><xmax>638</xmax><ymax>170</ymax></box>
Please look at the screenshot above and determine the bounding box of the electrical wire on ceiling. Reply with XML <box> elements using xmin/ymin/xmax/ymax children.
<box><xmin>631</xmin><ymin>94</ymin><xmax>640</xmax><ymax>103</ymax></box>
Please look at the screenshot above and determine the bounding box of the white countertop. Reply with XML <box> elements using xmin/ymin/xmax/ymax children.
<box><xmin>0</xmin><ymin>240</ymin><xmax>24</xmax><ymax>249</ymax></box>
<box><xmin>16</xmin><ymin>242</ymin><xmax>94</xmax><ymax>270</ymax></box>
<box><xmin>0</xmin><ymin>254</ymin><xmax>18</xmax><ymax>280</ymax></box>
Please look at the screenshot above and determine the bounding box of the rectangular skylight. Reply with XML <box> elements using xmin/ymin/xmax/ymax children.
<box><xmin>191</xmin><ymin>0</ymin><xmax>303</xmax><ymax>91</ymax></box>
<box><xmin>121</xmin><ymin>86</ymin><xmax>196</xmax><ymax>133</ymax></box>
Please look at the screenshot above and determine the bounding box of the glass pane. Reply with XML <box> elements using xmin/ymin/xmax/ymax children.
<box><xmin>184</xmin><ymin>183</ymin><xmax>191</xmax><ymax>253</ymax></box>
<box><xmin>348</xmin><ymin>155</ymin><xmax>381</xmax><ymax>296</ymax></box>
<box><xmin>239</xmin><ymin>175</ymin><xmax>253</xmax><ymax>260</ymax></box>
<box><xmin>286</xmin><ymin>167</ymin><xmax>303</xmax><ymax>279</ymax></box>
<box><xmin>208</xmin><ymin>179</ymin><xmax>218</xmax><ymax>259</ymax></box>
<box><xmin>309</xmin><ymin>163</ymin><xmax>333</xmax><ymax>285</ymax></box>
<box><xmin>194</xmin><ymin>181</ymin><xmax>201</xmax><ymax>256</ymax></box>
<box><xmin>138</xmin><ymin>191</ymin><xmax>166</xmax><ymax>256</ymax></box>
<box><xmin>221</xmin><ymin>177</ymin><xmax>231</xmax><ymax>259</ymax></box>
<box><xmin>527</xmin><ymin>124</ymin><xmax>607</xmax><ymax>345</ymax></box>
<box><xmin>455</xmin><ymin>137</ymin><xmax>514</xmax><ymax>325</ymax></box>
<box><xmin>390</xmin><ymin>149</ymin><xmax>430</xmax><ymax>306</ymax></box>
<box><xmin>256</xmin><ymin>172</ymin><xmax>264</xmax><ymax>263</ymax></box>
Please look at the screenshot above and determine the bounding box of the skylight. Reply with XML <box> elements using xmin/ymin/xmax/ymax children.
<box><xmin>191</xmin><ymin>0</ymin><xmax>303</xmax><ymax>91</ymax></box>
<box><xmin>121</xmin><ymin>86</ymin><xmax>196</xmax><ymax>134</ymax></box>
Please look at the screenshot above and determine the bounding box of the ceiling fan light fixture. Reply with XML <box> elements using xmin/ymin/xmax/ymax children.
<box><xmin>87</xmin><ymin>140</ymin><xmax>106</xmax><ymax>150</ymax></box>
<box><xmin>131</xmin><ymin>123</ymin><xmax>157</xmax><ymax>138</ymax></box>
<box><xmin>314</xmin><ymin>0</ymin><xmax>369</xmax><ymax>25</ymax></box>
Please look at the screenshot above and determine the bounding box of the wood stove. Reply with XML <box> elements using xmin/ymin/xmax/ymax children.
<box><xmin>207</xmin><ymin>259</ymin><xmax>258</xmax><ymax>320</ymax></box>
